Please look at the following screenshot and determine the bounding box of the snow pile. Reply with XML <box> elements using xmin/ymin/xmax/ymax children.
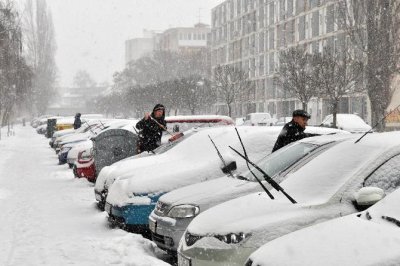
<box><xmin>97</xmin><ymin>234</ymin><xmax>170</xmax><ymax>266</ymax></box>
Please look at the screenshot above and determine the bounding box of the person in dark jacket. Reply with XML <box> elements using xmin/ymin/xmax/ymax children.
<box><xmin>272</xmin><ymin>109</ymin><xmax>317</xmax><ymax>152</ymax></box>
<box><xmin>136</xmin><ymin>104</ymin><xmax>167</xmax><ymax>153</ymax></box>
<box><xmin>73</xmin><ymin>113</ymin><xmax>82</xmax><ymax>129</ymax></box>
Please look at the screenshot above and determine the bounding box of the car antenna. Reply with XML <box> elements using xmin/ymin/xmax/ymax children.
<box><xmin>233</xmin><ymin>127</ymin><xmax>274</xmax><ymax>200</ymax></box>
<box><xmin>229</xmin><ymin>145</ymin><xmax>297</xmax><ymax>204</ymax></box>
<box><xmin>208</xmin><ymin>135</ymin><xmax>234</xmax><ymax>178</ymax></box>
<box><xmin>355</xmin><ymin>103</ymin><xmax>400</xmax><ymax>144</ymax></box>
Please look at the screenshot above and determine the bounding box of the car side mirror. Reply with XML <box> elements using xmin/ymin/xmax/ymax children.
<box><xmin>354</xmin><ymin>187</ymin><xmax>385</xmax><ymax>211</ymax></box>
<box><xmin>221</xmin><ymin>161</ymin><xmax>237</xmax><ymax>174</ymax></box>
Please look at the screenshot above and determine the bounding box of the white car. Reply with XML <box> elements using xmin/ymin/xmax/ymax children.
<box><xmin>243</xmin><ymin>113</ymin><xmax>276</xmax><ymax>126</ymax></box>
<box><xmin>246</xmin><ymin>187</ymin><xmax>400</xmax><ymax>266</ymax></box>
<box><xmin>321</xmin><ymin>113</ymin><xmax>371</xmax><ymax>133</ymax></box>
<box><xmin>178</xmin><ymin>131</ymin><xmax>400</xmax><ymax>266</ymax></box>
<box><xmin>103</xmin><ymin>126</ymin><xmax>283</xmax><ymax>233</ymax></box>
<box><xmin>149</xmin><ymin>128</ymin><xmax>348</xmax><ymax>254</ymax></box>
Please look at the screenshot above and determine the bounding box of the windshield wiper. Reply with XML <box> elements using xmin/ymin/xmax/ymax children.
<box><xmin>355</xmin><ymin>104</ymin><xmax>400</xmax><ymax>144</ymax></box>
<box><xmin>229</xmin><ymin>145</ymin><xmax>297</xmax><ymax>204</ymax></box>
<box><xmin>382</xmin><ymin>215</ymin><xmax>400</xmax><ymax>227</ymax></box>
<box><xmin>233</xmin><ymin>127</ymin><xmax>275</xmax><ymax>200</ymax></box>
<box><xmin>236</xmin><ymin>175</ymin><xmax>249</xmax><ymax>181</ymax></box>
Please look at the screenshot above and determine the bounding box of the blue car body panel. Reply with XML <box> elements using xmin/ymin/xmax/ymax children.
<box><xmin>110</xmin><ymin>193</ymin><xmax>164</xmax><ymax>225</ymax></box>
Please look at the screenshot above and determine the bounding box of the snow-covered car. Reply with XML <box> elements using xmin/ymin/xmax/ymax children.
<box><xmin>320</xmin><ymin>113</ymin><xmax>371</xmax><ymax>133</ymax></box>
<box><xmin>166</xmin><ymin>115</ymin><xmax>234</xmax><ymax>133</ymax></box>
<box><xmin>56</xmin><ymin>119</ymin><xmax>135</xmax><ymax>164</ymax></box>
<box><xmin>149</xmin><ymin>129</ymin><xmax>349</xmax><ymax>254</ymax></box>
<box><xmin>49</xmin><ymin>120</ymin><xmax>102</xmax><ymax>148</ymax></box>
<box><xmin>65</xmin><ymin>140</ymin><xmax>93</xmax><ymax>168</ymax></box>
<box><xmin>94</xmin><ymin>128</ymin><xmax>200</xmax><ymax>211</ymax></box>
<box><xmin>245</xmin><ymin>187</ymin><xmax>400</xmax><ymax>266</ymax></box>
<box><xmin>243</xmin><ymin>113</ymin><xmax>276</xmax><ymax>126</ymax></box>
<box><xmin>74</xmin><ymin>147</ymin><xmax>97</xmax><ymax>182</ymax></box>
<box><xmin>103</xmin><ymin>126</ymin><xmax>283</xmax><ymax>234</ymax></box>
<box><xmin>275</xmin><ymin>116</ymin><xmax>292</xmax><ymax>126</ymax></box>
<box><xmin>66</xmin><ymin>119</ymin><xmax>137</xmax><ymax>166</ymax></box>
<box><xmin>178</xmin><ymin>131</ymin><xmax>400</xmax><ymax>266</ymax></box>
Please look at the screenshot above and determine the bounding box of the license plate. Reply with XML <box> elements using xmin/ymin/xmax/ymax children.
<box><xmin>178</xmin><ymin>252</ymin><xmax>192</xmax><ymax>266</ymax></box>
<box><xmin>95</xmin><ymin>193</ymin><xmax>102</xmax><ymax>201</ymax></box>
<box><xmin>149</xmin><ymin>219</ymin><xmax>157</xmax><ymax>233</ymax></box>
<box><xmin>105</xmin><ymin>203</ymin><xmax>112</xmax><ymax>214</ymax></box>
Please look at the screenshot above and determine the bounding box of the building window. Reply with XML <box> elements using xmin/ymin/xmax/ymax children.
<box><xmin>296</xmin><ymin>0</ymin><xmax>305</xmax><ymax>14</ymax></box>
<box><xmin>298</xmin><ymin>15</ymin><xmax>305</xmax><ymax>41</ymax></box>
<box><xmin>326</xmin><ymin>4</ymin><xmax>334</xmax><ymax>33</ymax></box>
<box><xmin>269</xmin><ymin>28</ymin><xmax>275</xmax><ymax>50</ymax></box>
<box><xmin>312</xmin><ymin>11</ymin><xmax>319</xmax><ymax>37</ymax></box>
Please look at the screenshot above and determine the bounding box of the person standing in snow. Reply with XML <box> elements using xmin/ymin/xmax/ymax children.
<box><xmin>135</xmin><ymin>104</ymin><xmax>167</xmax><ymax>153</ymax></box>
<box><xmin>272</xmin><ymin>109</ymin><xmax>317</xmax><ymax>152</ymax></box>
<box><xmin>73</xmin><ymin>113</ymin><xmax>82</xmax><ymax>129</ymax></box>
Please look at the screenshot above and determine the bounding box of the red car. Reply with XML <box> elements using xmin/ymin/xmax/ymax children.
<box><xmin>74</xmin><ymin>148</ymin><xmax>96</xmax><ymax>182</ymax></box>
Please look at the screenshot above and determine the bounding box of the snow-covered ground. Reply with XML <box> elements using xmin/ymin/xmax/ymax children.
<box><xmin>0</xmin><ymin>125</ymin><xmax>171</xmax><ymax>266</ymax></box>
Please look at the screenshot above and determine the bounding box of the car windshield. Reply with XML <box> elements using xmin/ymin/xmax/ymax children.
<box><xmin>239</xmin><ymin>142</ymin><xmax>319</xmax><ymax>182</ymax></box>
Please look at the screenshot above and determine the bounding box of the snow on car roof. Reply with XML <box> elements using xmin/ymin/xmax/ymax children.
<box><xmin>105</xmin><ymin>126</ymin><xmax>282</xmax><ymax>206</ymax></box>
<box><xmin>247</xmin><ymin>188</ymin><xmax>400</xmax><ymax>266</ymax></box>
<box><xmin>165</xmin><ymin>115</ymin><xmax>234</xmax><ymax>124</ymax></box>
<box><xmin>324</xmin><ymin>113</ymin><xmax>371</xmax><ymax>129</ymax></box>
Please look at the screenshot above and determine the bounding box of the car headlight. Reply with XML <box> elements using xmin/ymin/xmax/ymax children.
<box><xmin>214</xmin><ymin>232</ymin><xmax>251</xmax><ymax>244</ymax></box>
<box><xmin>167</xmin><ymin>204</ymin><xmax>200</xmax><ymax>218</ymax></box>
<box><xmin>185</xmin><ymin>231</ymin><xmax>203</xmax><ymax>246</ymax></box>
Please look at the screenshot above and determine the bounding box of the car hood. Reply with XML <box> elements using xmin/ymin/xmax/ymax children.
<box><xmin>248</xmin><ymin>188</ymin><xmax>400</xmax><ymax>266</ymax></box>
<box><xmin>159</xmin><ymin>176</ymin><xmax>263</xmax><ymax>208</ymax></box>
<box><xmin>60</xmin><ymin>132</ymin><xmax>91</xmax><ymax>144</ymax></box>
<box><xmin>67</xmin><ymin>140</ymin><xmax>93</xmax><ymax>160</ymax></box>
<box><xmin>187</xmin><ymin>192</ymin><xmax>351</xmax><ymax>236</ymax></box>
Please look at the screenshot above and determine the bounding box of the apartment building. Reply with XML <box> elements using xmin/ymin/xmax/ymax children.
<box><xmin>157</xmin><ymin>23</ymin><xmax>211</xmax><ymax>53</ymax></box>
<box><xmin>211</xmin><ymin>0</ymin><xmax>368</xmax><ymax>124</ymax></box>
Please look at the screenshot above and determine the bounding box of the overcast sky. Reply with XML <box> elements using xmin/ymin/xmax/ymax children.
<box><xmin>18</xmin><ymin>0</ymin><xmax>225</xmax><ymax>87</ymax></box>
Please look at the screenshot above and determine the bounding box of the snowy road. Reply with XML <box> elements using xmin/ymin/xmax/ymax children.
<box><xmin>0</xmin><ymin>126</ymin><xmax>170</xmax><ymax>266</ymax></box>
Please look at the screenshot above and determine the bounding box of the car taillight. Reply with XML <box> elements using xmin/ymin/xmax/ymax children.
<box><xmin>78</xmin><ymin>149</ymin><xmax>93</xmax><ymax>163</ymax></box>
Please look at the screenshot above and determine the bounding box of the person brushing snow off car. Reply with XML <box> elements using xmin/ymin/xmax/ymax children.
<box><xmin>135</xmin><ymin>104</ymin><xmax>167</xmax><ymax>153</ymax></box>
<box><xmin>272</xmin><ymin>109</ymin><xmax>318</xmax><ymax>152</ymax></box>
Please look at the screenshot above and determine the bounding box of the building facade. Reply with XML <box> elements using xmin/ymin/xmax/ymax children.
<box><xmin>210</xmin><ymin>0</ymin><xmax>369</xmax><ymax>124</ymax></box>
<box><xmin>157</xmin><ymin>23</ymin><xmax>211</xmax><ymax>53</ymax></box>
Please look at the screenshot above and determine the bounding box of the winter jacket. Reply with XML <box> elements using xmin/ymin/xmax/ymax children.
<box><xmin>136</xmin><ymin>108</ymin><xmax>166</xmax><ymax>152</ymax></box>
<box><xmin>73</xmin><ymin>116</ymin><xmax>82</xmax><ymax>129</ymax></box>
<box><xmin>272</xmin><ymin>120</ymin><xmax>317</xmax><ymax>152</ymax></box>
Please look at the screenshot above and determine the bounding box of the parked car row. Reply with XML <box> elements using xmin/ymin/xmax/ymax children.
<box><xmin>33</xmin><ymin>113</ymin><xmax>399</xmax><ymax>266</ymax></box>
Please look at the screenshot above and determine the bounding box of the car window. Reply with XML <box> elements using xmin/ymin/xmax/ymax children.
<box><xmin>364</xmin><ymin>154</ymin><xmax>400</xmax><ymax>193</ymax></box>
<box><xmin>241</xmin><ymin>142</ymin><xmax>319</xmax><ymax>182</ymax></box>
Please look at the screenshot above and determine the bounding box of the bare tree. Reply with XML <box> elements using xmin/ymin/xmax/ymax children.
<box><xmin>178</xmin><ymin>76</ymin><xmax>216</xmax><ymax>115</ymax></box>
<box><xmin>1</xmin><ymin>2</ymin><xmax>32</xmax><ymax>129</ymax></box>
<box><xmin>23</xmin><ymin>0</ymin><xmax>57</xmax><ymax>115</ymax></box>
<box><xmin>274</xmin><ymin>47</ymin><xmax>316</xmax><ymax>110</ymax></box>
<box><xmin>313</xmin><ymin>47</ymin><xmax>364</xmax><ymax>127</ymax></box>
<box><xmin>73</xmin><ymin>70</ymin><xmax>96</xmax><ymax>88</ymax></box>
<box><xmin>213</xmin><ymin>65</ymin><xmax>253</xmax><ymax>117</ymax></box>
<box><xmin>338</xmin><ymin>0</ymin><xmax>400</xmax><ymax>130</ymax></box>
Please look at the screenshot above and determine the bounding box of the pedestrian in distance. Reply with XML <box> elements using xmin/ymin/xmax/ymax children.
<box><xmin>73</xmin><ymin>113</ymin><xmax>82</xmax><ymax>129</ymax></box>
<box><xmin>272</xmin><ymin>109</ymin><xmax>318</xmax><ymax>152</ymax></box>
<box><xmin>136</xmin><ymin>104</ymin><xmax>167</xmax><ymax>153</ymax></box>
